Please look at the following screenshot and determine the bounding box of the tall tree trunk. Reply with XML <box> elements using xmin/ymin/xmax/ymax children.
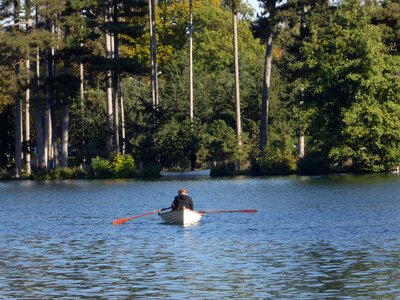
<box><xmin>61</xmin><ymin>105</ymin><xmax>69</xmax><ymax>167</ymax></box>
<box><xmin>259</xmin><ymin>33</ymin><xmax>273</xmax><ymax>154</ymax></box>
<box><xmin>148</xmin><ymin>0</ymin><xmax>158</xmax><ymax>110</ymax></box>
<box><xmin>113</xmin><ymin>72</ymin><xmax>120</xmax><ymax>153</ymax></box>
<box><xmin>49</xmin><ymin>21</ymin><xmax>59</xmax><ymax>169</ymax></box>
<box><xmin>112</xmin><ymin>1</ymin><xmax>120</xmax><ymax>153</ymax></box>
<box><xmin>24</xmin><ymin>0</ymin><xmax>33</xmax><ymax>175</ymax></box>
<box><xmin>61</xmin><ymin>6</ymin><xmax>71</xmax><ymax>167</ymax></box>
<box><xmin>33</xmin><ymin>48</ymin><xmax>46</xmax><ymax>169</ymax></box>
<box><xmin>105</xmin><ymin>9</ymin><xmax>114</xmax><ymax>154</ymax></box>
<box><xmin>15</xmin><ymin>59</ymin><xmax>23</xmax><ymax>178</ymax></box>
<box><xmin>43</xmin><ymin>18</ymin><xmax>56</xmax><ymax>170</ymax></box>
<box><xmin>14</xmin><ymin>0</ymin><xmax>22</xmax><ymax>178</ymax></box>
<box><xmin>298</xmin><ymin>96</ymin><xmax>305</xmax><ymax>158</ymax></box>
<box><xmin>33</xmin><ymin>106</ymin><xmax>45</xmax><ymax>169</ymax></box>
<box><xmin>119</xmin><ymin>81</ymin><xmax>126</xmax><ymax>154</ymax></box>
<box><xmin>232</xmin><ymin>9</ymin><xmax>242</xmax><ymax>170</ymax></box>
<box><xmin>25</xmin><ymin>59</ymin><xmax>31</xmax><ymax>175</ymax></box>
<box><xmin>80</xmin><ymin>53</ymin><xmax>86</xmax><ymax>168</ymax></box>
<box><xmin>189</xmin><ymin>0</ymin><xmax>193</xmax><ymax>120</ymax></box>
<box><xmin>298</xmin><ymin>5</ymin><xmax>308</xmax><ymax>158</ymax></box>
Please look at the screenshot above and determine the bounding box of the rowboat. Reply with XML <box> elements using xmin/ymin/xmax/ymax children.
<box><xmin>158</xmin><ymin>207</ymin><xmax>203</xmax><ymax>226</ymax></box>
<box><xmin>113</xmin><ymin>208</ymin><xmax>257</xmax><ymax>226</ymax></box>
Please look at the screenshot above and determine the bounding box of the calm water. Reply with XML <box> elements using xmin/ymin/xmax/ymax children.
<box><xmin>1</xmin><ymin>175</ymin><xmax>400</xmax><ymax>299</ymax></box>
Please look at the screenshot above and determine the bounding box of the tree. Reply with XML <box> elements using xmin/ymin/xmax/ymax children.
<box><xmin>148</xmin><ymin>0</ymin><xmax>159</xmax><ymax>110</ymax></box>
<box><xmin>227</xmin><ymin>0</ymin><xmax>243</xmax><ymax>169</ymax></box>
<box><xmin>253</xmin><ymin>0</ymin><xmax>280</xmax><ymax>155</ymax></box>
<box><xmin>301</xmin><ymin>0</ymin><xmax>400</xmax><ymax>172</ymax></box>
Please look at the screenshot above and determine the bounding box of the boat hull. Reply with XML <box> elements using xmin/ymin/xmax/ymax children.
<box><xmin>159</xmin><ymin>208</ymin><xmax>202</xmax><ymax>226</ymax></box>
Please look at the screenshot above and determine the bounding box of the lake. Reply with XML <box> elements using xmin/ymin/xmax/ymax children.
<box><xmin>1</xmin><ymin>174</ymin><xmax>400</xmax><ymax>299</ymax></box>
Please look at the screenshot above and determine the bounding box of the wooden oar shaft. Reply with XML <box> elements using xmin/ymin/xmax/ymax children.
<box><xmin>198</xmin><ymin>209</ymin><xmax>257</xmax><ymax>214</ymax></box>
<box><xmin>112</xmin><ymin>209</ymin><xmax>160</xmax><ymax>226</ymax></box>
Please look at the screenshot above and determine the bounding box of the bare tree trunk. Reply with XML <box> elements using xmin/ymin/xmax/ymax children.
<box><xmin>33</xmin><ymin>106</ymin><xmax>45</xmax><ymax>169</ymax></box>
<box><xmin>148</xmin><ymin>0</ymin><xmax>158</xmax><ymax>110</ymax></box>
<box><xmin>119</xmin><ymin>81</ymin><xmax>126</xmax><ymax>154</ymax></box>
<box><xmin>61</xmin><ymin>105</ymin><xmax>69</xmax><ymax>167</ymax></box>
<box><xmin>189</xmin><ymin>0</ymin><xmax>193</xmax><ymax>120</ymax></box>
<box><xmin>33</xmin><ymin>47</ymin><xmax>45</xmax><ymax>169</ymax></box>
<box><xmin>298</xmin><ymin>99</ymin><xmax>305</xmax><ymax>158</ymax></box>
<box><xmin>50</xmin><ymin>22</ymin><xmax>59</xmax><ymax>169</ymax></box>
<box><xmin>25</xmin><ymin>59</ymin><xmax>31</xmax><ymax>175</ymax></box>
<box><xmin>113</xmin><ymin>72</ymin><xmax>120</xmax><ymax>153</ymax></box>
<box><xmin>105</xmin><ymin>10</ymin><xmax>114</xmax><ymax>154</ymax></box>
<box><xmin>298</xmin><ymin>5</ymin><xmax>308</xmax><ymax>159</ymax></box>
<box><xmin>259</xmin><ymin>33</ymin><xmax>273</xmax><ymax>154</ymax></box>
<box><xmin>43</xmin><ymin>100</ymin><xmax>49</xmax><ymax>169</ymax></box>
<box><xmin>42</xmin><ymin>45</ymin><xmax>51</xmax><ymax>170</ymax></box>
<box><xmin>61</xmin><ymin>6</ymin><xmax>71</xmax><ymax>167</ymax></box>
<box><xmin>15</xmin><ymin>59</ymin><xmax>23</xmax><ymax>178</ymax></box>
<box><xmin>80</xmin><ymin>54</ymin><xmax>86</xmax><ymax>168</ymax></box>
<box><xmin>299</xmin><ymin>134</ymin><xmax>305</xmax><ymax>158</ymax></box>
<box><xmin>14</xmin><ymin>0</ymin><xmax>22</xmax><ymax>177</ymax></box>
<box><xmin>24</xmin><ymin>0</ymin><xmax>33</xmax><ymax>175</ymax></box>
<box><xmin>232</xmin><ymin>9</ymin><xmax>242</xmax><ymax>170</ymax></box>
<box><xmin>112</xmin><ymin>1</ymin><xmax>120</xmax><ymax>153</ymax></box>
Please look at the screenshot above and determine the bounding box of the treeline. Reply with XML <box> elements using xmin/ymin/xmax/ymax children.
<box><xmin>0</xmin><ymin>0</ymin><xmax>399</xmax><ymax>179</ymax></box>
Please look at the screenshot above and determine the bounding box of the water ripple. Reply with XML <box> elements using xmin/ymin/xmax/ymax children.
<box><xmin>1</xmin><ymin>176</ymin><xmax>400</xmax><ymax>299</ymax></box>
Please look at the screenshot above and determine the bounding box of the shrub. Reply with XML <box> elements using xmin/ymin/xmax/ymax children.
<box><xmin>90</xmin><ymin>156</ymin><xmax>112</xmax><ymax>178</ymax></box>
<box><xmin>50</xmin><ymin>167</ymin><xmax>87</xmax><ymax>179</ymax></box>
<box><xmin>110</xmin><ymin>154</ymin><xmax>137</xmax><ymax>178</ymax></box>
<box><xmin>250</xmin><ymin>152</ymin><xmax>297</xmax><ymax>176</ymax></box>
<box><xmin>34</xmin><ymin>169</ymin><xmax>52</xmax><ymax>180</ymax></box>
<box><xmin>297</xmin><ymin>151</ymin><xmax>331</xmax><ymax>175</ymax></box>
<box><xmin>210</xmin><ymin>162</ymin><xmax>236</xmax><ymax>177</ymax></box>
<box><xmin>0</xmin><ymin>169</ymin><xmax>12</xmax><ymax>180</ymax></box>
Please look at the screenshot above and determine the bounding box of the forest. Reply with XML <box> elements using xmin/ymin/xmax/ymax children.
<box><xmin>0</xmin><ymin>0</ymin><xmax>399</xmax><ymax>179</ymax></box>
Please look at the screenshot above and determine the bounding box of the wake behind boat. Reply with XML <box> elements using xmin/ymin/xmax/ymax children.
<box><xmin>160</xmin><ymin>169</ymin><xmax>210</xmax><ymax>177</ymax></box>
<box><xmin>158</xmin><ymin>207</ymin><xmax>203</xmax><ymax>226</ymax></box>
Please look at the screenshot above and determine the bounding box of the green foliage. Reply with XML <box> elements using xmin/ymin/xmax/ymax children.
<box><xmin>206</xmin><ymin>120</ymin><xmax>240</xmax><ymax>163</ymax></box>
<box><xmin>90</xmin><ymin>156</ymin><xmax>112</xmax><ymax>178</ymax></box>
<box><xmin>49</xmin><ymin>167</ymin><xmax>86</xmax><ymax>180</ymax></box>
<box><xmin>250</xmin><ymin>150</ymin><xmax>297</xmax><ymax>175</ymax></box>
<box><xmin>2</xmin><ymin>0</ymin><xmax>400</xmax><ymax>178</ymax></box>
<box><xmin>300</xmin><ymin>0</ymin><xmax>400</xmax><ymax>173</ymax></box>
<box><xmin>0</xmin><ymin>168</ymin><xmax>12</xmax><ymax>180</ymax></box>
<box><xmin>210</xmin><ymin>162</ymin><xmax>236</xmax><ymax>177</ymax></box>
<box><xmin>32</xmin><ymin>167</ymin><xmax>86</xmax><ymax>180</ymax></box>
<box><xmin>297</xmin><ymin>151</ymin><xmax>332</xmax><ymax>175</ymax></box>
<box><xmin>90</xmin><ymin>154</ymin><xmax>139</xmax><ymax>178</ymax></box>
<box><xmin>110</xmin><ymin>154</ymin><xmax>138</xmax><ymax>178</ymax></box>
<box><xmin>155</xmin><ymin>119</ymin><xmax>207</xmax><ymax>170</ymax></box>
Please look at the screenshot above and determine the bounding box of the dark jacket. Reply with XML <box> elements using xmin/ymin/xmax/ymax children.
<box><xmin>171</xmin><ymin>194</ymin><xmax>194</xmax><ymax>210</ymax></box>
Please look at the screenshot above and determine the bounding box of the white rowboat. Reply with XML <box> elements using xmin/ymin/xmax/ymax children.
<box><xmin>158</xmin><ymin>208</ymin><xmax>203</xmax><ymax>226</ymax></box>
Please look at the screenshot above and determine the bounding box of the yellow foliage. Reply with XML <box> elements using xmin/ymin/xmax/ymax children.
<box><xmin>0</xmin><ymin>95</ymin><xmax>12</xmax><ymax>113</ymax></box>
<box><xmin>273</xmin><ymin>47</ymin><xmax>284</xmax><ymax>60</ymax></box>
<box><xmin>120</xmin><ymin>0</ymin><xmax>223</xmax><ymax>67</ymax></box>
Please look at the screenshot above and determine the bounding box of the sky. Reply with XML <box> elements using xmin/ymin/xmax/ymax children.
<box><xmin>246</xmin><ymin>0</ymin><xmax>263</xmax><ymax>14</ymax></box>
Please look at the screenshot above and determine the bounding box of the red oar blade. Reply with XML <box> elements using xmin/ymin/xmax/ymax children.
<box><xmin>112</xmin><ymin>217</ymin><xmax>132</xmax><ymax>226</ymax></box>
<box><xmin>198</xmin><ymin>209</ymin><xmax>257</xmax><ymax>214</ymax></box>
<box><xmin>112</xmin><ymin>209</ymin><xmax>160</xmax><ymax>226</ymax></box>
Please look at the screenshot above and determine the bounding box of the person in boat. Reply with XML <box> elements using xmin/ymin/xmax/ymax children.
<box><xmin>171</xmin><ymin>188</ymin><xmax>194</xmax><ymax>210</ymax></box>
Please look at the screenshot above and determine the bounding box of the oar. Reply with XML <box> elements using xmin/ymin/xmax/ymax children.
<box><xmin>198</xmin><ymin>209</ymin><xmax>257</xmax><ymax>214</ymax></box>
<box><xmin>112</xmin><ymin>207</ymin><xmax>171</xmax><ymax>226</ymax></box>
